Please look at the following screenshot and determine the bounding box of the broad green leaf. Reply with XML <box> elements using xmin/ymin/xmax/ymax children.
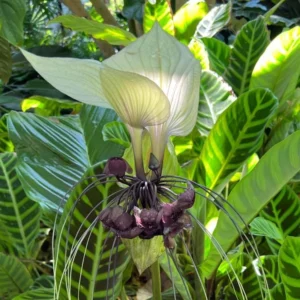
<box><xmin>49</xmin><ymin>15</ymin><xmax>136</xmax><ymax>46</ymax></box>
<box><xmin>261</xmin><ymin>186</ymin><xmax>300</xmax><ymax>254</ymax></box>
<box><xmin>159</xmin><ymin>252</ymin><xmax>193</xmax><ymax>300</ymax></box>
<box><xmin>7</xmin><ymin>107</ymin><xmax>122</xmax><ymax>215</ymax></box>
<box><xmin>0</xmin><ymin>253</ymin><xmax>33</xmax><ymax>298</ymax></box>
<box><xmin>250</xmin><ymin>26</ymin><xmax>300</xmax><ymax>107</ymax></box>
<box><xmin>0</xmin><ymin>153</ymin><xmax>41</xmax><ymax>256</ymax></box>
<box><xmin>250</xmin><ymin>217</ymin><xmax>283</xmax><ymax>241</ymax></box>
<box><xmin>174</xmin><ymin>0</ymin><xmax>208</xmax><ymax>44</ymax></box>
<box><xmin>259</xmin><ymin>255</ymin><xmax>280</xmax><ymax>290</ymax></box>
<box><xmin>12</xmin><ymin>288</ymin><xmax>54</xmax><ymax>300</ymax></box>
<box><xmin>143</xmin><ymin>0</ymin><xmax>174</xmax><ymax>35</ymax></box>
<box><xmin>202</xmin><ymin>130</ymin><xmax>300</xmax><ymax>278</ymax></box>
<box><xmin>32</xmin><ymin>275</ymin><xmax>54</xmax><ymax>289</ymax></box>
<box><xmin>0</xmin><ymin>0</ymin><xmax>26</xmax><ymax>45</ymax></box>
<box><xmin>200</xmin><ymin>88</ymin><xmax>278</xmax><ymax>192</ymax></box>
<box><xmin>0</xmin><ymin>36</ymin><xmax>11</xmax><ymax>83</ymax></box>
<box><xmin>224</xmin><ymin>16</ymin><xmax>269</xmax><ymax>95</ymax></box>
<box><xmin>279</xmin><ymin>237</ymin><xmax>300</xmax><ymax>299</ymax></box>
<box><xmin>55</xmin><ymin>166</ymin><xmax>129</xmax><ymax>299</ymax></box>
<box><xmin>195</xmin><ymin>2</ymin><xmax>231</xmax><ymax>38</ymax></box>
<box><xmin>22</xmin><ymin>95</ymin><xmax>82</xmax><ymax>116</ymax></box>
<box><xmin>270</xmin><ymin>283</ymin><xmax>286</xmax><ymax>300</ymax></box>
<box><xmin>102</xmin><ymin>121</ymin><xmax>131</xmax><ymax>148</ymax></box>
<box><xmin>123</xmin><ymin>236</ymin><xmax>165</xmax><ymax>274</ymax></box>
<box><xmin>201</xmin><ymin>37</ymin><xmax>230</xmax><ymax>75</ymax></box>
<box><xmin>197</xmin><ymin>70</ymin><xmax>236</xmax><ymax>136</ymax></box>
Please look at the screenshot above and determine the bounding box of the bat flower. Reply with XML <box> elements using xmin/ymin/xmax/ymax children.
<box><xmin>21</xmin><ymin>23</ymin><xmax>201</xmax><ymax>180</ymax></box>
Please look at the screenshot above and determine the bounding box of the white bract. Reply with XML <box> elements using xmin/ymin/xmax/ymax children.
<box><xmin>22</xmin><ymin>23</ymin><xmax>201</xmax><ymax>178</ymax></box>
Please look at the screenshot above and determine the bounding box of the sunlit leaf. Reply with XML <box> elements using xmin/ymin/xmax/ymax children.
<box><xmin>250</xmin><ymin>26</ymin><xmax>300</xmax><ymax>107</ymax></box>
<box><xmin>199</xmin><ymin>88</ymin><xmax>278</xmax><ymax>192</ymax></box>
<box><xmin>202</xmin><ymin>130</ymin><xmax>300</xmax><ymax>278</ymax></box>
<box><xmin>0</xmin><ymin>0</ymin><xmax>26</xmax><ymax>45</ymax></box>
<box><xmin>0</xmin><ymin>36</ymin><xmax>11</xmax><ymax>83</ymax></box>
<box><xmin>102</xmin><ymin>121</ymin><xmax>131</xmax><ymax>148</ymax></box>
<box><xmin>197</xmin><ymin>70</ymin><xmax>236</xmax><ymax>136</ymax></box>
<box><xmin>0</xmin><ymin>253</ymin><xmax>33</xmax><ymax>299</ymax></box>
<box><xmin>279</xmin><ymin>237</ymin><xmax>300</xmax><ymax>299</ymax></box>
<box><xmin>224</xmin><ymin>16</ymin><xmax>269</xmax><ymax>95</ymax></box>
<box><xmin>22</xmin><ymin>95</ymin><xmax>82</xmax><ymax>116</ymax></box>
<box><xmin>0</xmin><ymin>116</ymin><xmax>13</xmax><ymax>152</ymax></box>
<box><xmin>173</xmin><ymin>0</ymin><xmax>208</xmax><ymax>44</ymax></box>
<box><xmin>143</xmin><ymin>0</ymin><xmax>174</xmax><ymax>35</ymax></box>
<box><xmin>188</xmin><ymin>39</ymin><xmax>210</xmax><ymax>70</ymax></box>
<box><xmin>195</xmin><ymin>2</ymin><xmax>231</xmax><ymax>38</ymax></box>
<box><xmin>49</xmin><ymin>15</ymin><xmax>136</xmax><ymax>46</ymax></box>
<box><xmin>0</xmin><ymin>153</ymin><xmax>41</xmax><ymax>256</ymax></box>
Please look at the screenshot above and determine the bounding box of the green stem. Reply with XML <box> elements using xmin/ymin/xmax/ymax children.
<box><xmin>151</xmin><ymin>260</ymin><xmax>162</xmax><ymax>300</ymax></box>
<box><xmin>192</xmin><ymin>199</ymin><xmax>207</xmax><ymax>299</ymax></box>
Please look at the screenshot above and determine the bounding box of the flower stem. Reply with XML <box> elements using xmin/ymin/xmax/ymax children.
<box><xmin>151</xmin><ymin>260</ymin><xmax>162</xmax><ymax>300</ymax></box>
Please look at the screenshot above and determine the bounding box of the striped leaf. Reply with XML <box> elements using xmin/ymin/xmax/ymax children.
<box><xmin>202</xmin><ymin>130</ymin><xmax>300</xmax><ymax>278</ymax></box>
<box><xmin>102</xmin><ymin>121</ymin><xmax>131</xmax><ymax>148</ymax></box>
<box><xmin>279</xmin><ymin>237</ymin><xmax>300</xmax><ymax>299</ymax></box>
<box><xmin>12</xmin><ymin>288</ymin><xmax>53</xmax><ymax>300</ymax></box>
<box><xmin>7</xmin><ymin>106</ymin><xmax>122</xmax><ymax>215</ymax></box>
<box><xmin>143</xmin><ymin>0</ymin><xmax>174</xmax><ymax>35</ymax></box>
<box><xmin>54</xmin><ymin>166</ymin><xmax>129</xmax><ymax>299</ymax></box>
<box><xmin>200</xmin><ymin>88</ymin><xmax>278</xmax><ymax>192</ymax></box>
<box><xmin>0</xmin><ymin>36</ymin><xmax>12</xmax><ymax>83</ymax></box>
<box><xmin>259</xmin><ymin>255</ymin><xmax>280</xmax><ymax>290</ymax></box>
<box><xmin>195</xmin><ymin>2</ymin><xmax>231</xmax><ymax>38</ymax></box>
<box><xmin>201</xmin><ymin>37</ymin><xmax>230</xmax><ymax>76</ymax></box>
<box><xmin>270</xmin><ymin>283</ymin><xmax>285</xmax><ymax>300</ymax></box>
<box><xmin>261</xmin><ymin>186</ymin><xmax>300</xmax><ymax>254</ymax></box>
<box><xmin>188</xmin><ymin>39</ymin><xmax>210</xmax><ymax>70</ymax></box>
<box><xmin>250</xmin><ymin>217</ymin><xmax>283</xmax><ymax>241</ymax></box>
<box><xmin>0</xmin><ymin>252</ymin><xmax>33</xmax><ymax>299</ymax></box>
<box><xmin>197</xmin><ymin>70</ymin><xmax>236</xmax><ymax>136</ymax></box>
<box><xmin>174</xmin><ymin>0</ymin><xmax>208</xmax><ymax>44</ymax></box>
<box><xmin>250</xmin><ymin>26</ymin><xmax>300</xmax><ymax>107</ymax></box>
<box><xmin>224</xmin><ymin>16</ymin><xmax>269</xmax><ymax>95</ymax></box>
<box><xmin>0</xmin><ymin>116</ymin><xmax>13</xmax><ymax>152</ymax></box>
<box><xmin>0</xmin><ymin>153</ymin><xmax>41</xmax><ymax>256</ymax></box>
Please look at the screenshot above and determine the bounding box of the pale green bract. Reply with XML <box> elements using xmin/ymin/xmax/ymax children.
<box><xmin>21</xmin><ymin>23</ymin><xmax>201</xmax><ymax>167</ymax></box>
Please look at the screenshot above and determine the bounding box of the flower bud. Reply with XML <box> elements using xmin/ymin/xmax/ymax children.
<box><xmin>103</xmin><ymin>157</ymin><xmax>132</xmax><ymax>177</ymax></box>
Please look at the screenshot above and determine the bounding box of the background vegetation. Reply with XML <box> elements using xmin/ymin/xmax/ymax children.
<box><xmin>0</xmin><ymin>0</ymin><xmax>299</xmax><ymax>299</ymax></box>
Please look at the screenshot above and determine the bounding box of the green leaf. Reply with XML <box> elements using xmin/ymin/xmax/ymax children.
<box><xmin>224</xmin><ymin>16</ymin><xmax>269</xmax><ymax>95</ymax></box>
<box><xmin>174</xmin><ymin>0</ymin><xmax>208</xmax><ymax>44</ymax></box>
<box><xmin>197</xmin><ymin>70</ymin><xmax>236</xmax><ymax>136</ymax></box>
<box><xmin>31</xmin><ymin>275</ymin><xmax>54</xmax><ymax>289</ymax></box>
<box><xmin>123</xmin><ymin>236</ymin><xmax>165</xmax><ymax>274</ymax></box>
<box><xmin>102</xmin><ymin>121</ymin><xmax>131</xmax><ymax>148</ymax></box>
<box><xmin>279</xmin><ymin>236</ymin><xmax>300</xmax><ymax>299</ymax></box>
<box><xmin>0</xmin><ymin>36</ymin><xmax>12</xmax><ymax>83</ymax></box>
<box><xmin>250</xmin><ymin>26</ymin><xmax>300</xmax><ymax>107</ymax></box>
<box><xmin>201</xmin><ymin>37</ymin><xmax>230</xmax><ymax>75</ymax></box>
<box><xmin>159</xmin><ymin>252</ymin><xmax>193</xmax><ymax>300</ymax></box>
<box><xmin>250</xmin><ymin>217</ymin><xmax>283</xmax><ymax>241</ymax></box>
<box><xmin>202</xmin><ymin>130</ymin><xmax>300</xmax><ymax>278</ymax></box>
<box><xmin>0</xmin><ymin>153</ymin><xmax>41</xmax><ymax>256</ymax></box>
<box><xmin>49</xmin><ymin>15</ymin><xmax>136</xmax><ymax>46</ymax></box>
<box><xmin>143</xmin><ymin>0</ymin><xmax>174</xmax><ymax>35</ymax></box>
<box><xmin>0</xmin><ymin>0</ymin><xmax>26</xmax><ymax>45</ymax></box>
<box><xmin>261</xmin><ymin>186</ymin><xmax>300</xmax><ymax>254</ymax></box>
<box><xmin>0</xmin><ymin>116</ymin><xmax>14</xmax><ymax>152</ymax></box>
<box><xmin>195</xmin><ymin>2</ymin><xmax>231</xmax><ymax>38</ymax></box>
<box><xmin>22</xmin><ymin>96</ymin><xmax>82</xmax><ymax>116</ymax></box>
<box><xmin>259</xmin><ymin>255</ymin><xmax>280</xmax><ymax>290</ymax></box>
<box><xmin>55</xmin><ymin>166</ymin><xmax>129</xmax><ymax>299</ymax></box>
<box><xmin>270</xmin><ymin>283</ymin><xmax>286</xmax><ymax>300</ymax></box>
<box><xmin>7</xmin><ymin>107</ymin><xmax>123</xmax><ymax>215</ymax></box>
<box><xmin>0</xmin><ymin>253</ymin><xmax>33</xmax><ymax>298</ymax></box>
<box><xmin>188</xmin><ymin>39</ymin><xmax>210</xmax><ymax>70</ymax></box>
<box><xmin>12</xmin><ymin>288</ymin><xmax>54</xmax><ymax>300</ymax></box>
<box><xmin>199</xmin><ymin>88</ymin><xmax>278</xmax><ymax>192</ymax></box>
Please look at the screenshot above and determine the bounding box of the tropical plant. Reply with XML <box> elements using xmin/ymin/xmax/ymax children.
<box><xmin>0</xmin><ymin>0</ymin><xmax>300</xmax><ymax>299</ymax></box>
